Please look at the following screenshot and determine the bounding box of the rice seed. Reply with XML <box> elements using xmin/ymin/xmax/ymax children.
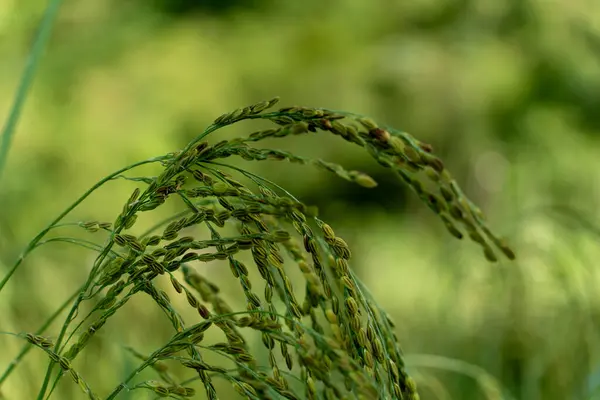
<box><xmin>350</xmin><ymin>171</ymin><xmax>378</xmax><ymax>188</ymax></box>
<box><xmin>170</xmin><ymin>275</ymin><xmax>183</xmax><ymax>293</ymax></box>
<box><xmin>483</xmin><ymin>246</ymin><xmax>498</xmax><ymax>262</ymax></box>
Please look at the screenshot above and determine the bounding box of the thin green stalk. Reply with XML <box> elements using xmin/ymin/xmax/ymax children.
<box><xmin>0</xmin><ymin>156</ymin><xmax>165</xmax><ymax>294</ymax></box>
<box><xmin>404</xmin><ymin>354</ymin><xmax>516</xmax><ymax>400</ymax></box>
<box><xmin>0</xmin><ymin>0</ymin><xmax>64</xmax><ymax>181</ymax></box>
<box><xmin>0</xmin><ymin>229</ymin><xmax>114</xmax><ymax>385</ymax></box>
<box><xmin>38</xmin><ymin>144</ymin><xmax>209</xmax><ymax>398</ymax></box>
<box><xmin>0</xmin><ymin>288</ymin><xmax>78</xmax><ymax>385</ymax></box>
<box><xmin>0</xmin><ymin>156</ymin><xmax>166</xmax><ymax>398</ymax></box>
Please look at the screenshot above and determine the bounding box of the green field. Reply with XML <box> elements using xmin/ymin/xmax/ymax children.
<box><xmin>1</xmin><ymin>1</ymin><xmax>600</xmax><ymax>399</ymax></box>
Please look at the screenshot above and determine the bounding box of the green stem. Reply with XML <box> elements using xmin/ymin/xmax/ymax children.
<box><xmin>0</xmin><ymin>157</ymin><xmax>164</xmax><ymax>295</ymax></box>
<box><xmin>0</xmin><ymin>0</ymin><xmax>64</xmax><ymax>181</ymax></box>
<box><xmin>0</xmin><ymin>289</ymin><xmax>78</xmax><ymax>385</ymax></box>
<box><xmin>0</xmin><ymin>157</ymin><xmax>163</xmax><ymax>400</ymax></box>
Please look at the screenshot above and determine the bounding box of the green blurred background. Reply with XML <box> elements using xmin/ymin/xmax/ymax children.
<box><xmin>1</xmin><ymin>0</ymin><xmax>600</xmax><ymax>399</ymax></box>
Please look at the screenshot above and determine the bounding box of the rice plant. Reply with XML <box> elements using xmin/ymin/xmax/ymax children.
<box><xmin>0</xmin><ymin>96</ymin><xmax>514</xmax><ymax>399</ymax></box>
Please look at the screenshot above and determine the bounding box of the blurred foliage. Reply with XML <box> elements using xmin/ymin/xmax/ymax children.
<box><xmin>1</xmin><ymin>0</ymin><xmax>600</xmax><ymax>399</ymax></box>
<box><xmin>144</xmin><ymin>0</ymin><xmax>262</xmax><ymax>16</ymax></box>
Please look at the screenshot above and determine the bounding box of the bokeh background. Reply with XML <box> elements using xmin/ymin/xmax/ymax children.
<box><xmin>1</xmin><ymin>0</ymin><xmax>600</xmax><ymax>399</ymax></box>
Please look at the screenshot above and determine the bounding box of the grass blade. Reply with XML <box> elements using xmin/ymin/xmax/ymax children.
<box><xmin>0</xmin><ymin>0</ymin><xmax>64</xmax><ymax>181</ymax></box>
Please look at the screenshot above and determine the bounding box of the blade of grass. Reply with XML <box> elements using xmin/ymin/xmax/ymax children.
<box><xmin>404</xmin><ymin>354</ymin><xmax>516</xmax><ymax>400</ymax></box>
<box><xmin>0</xmin><ymin>0</ymin><xmax>64</xmax><ymax>181</ymax></box>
